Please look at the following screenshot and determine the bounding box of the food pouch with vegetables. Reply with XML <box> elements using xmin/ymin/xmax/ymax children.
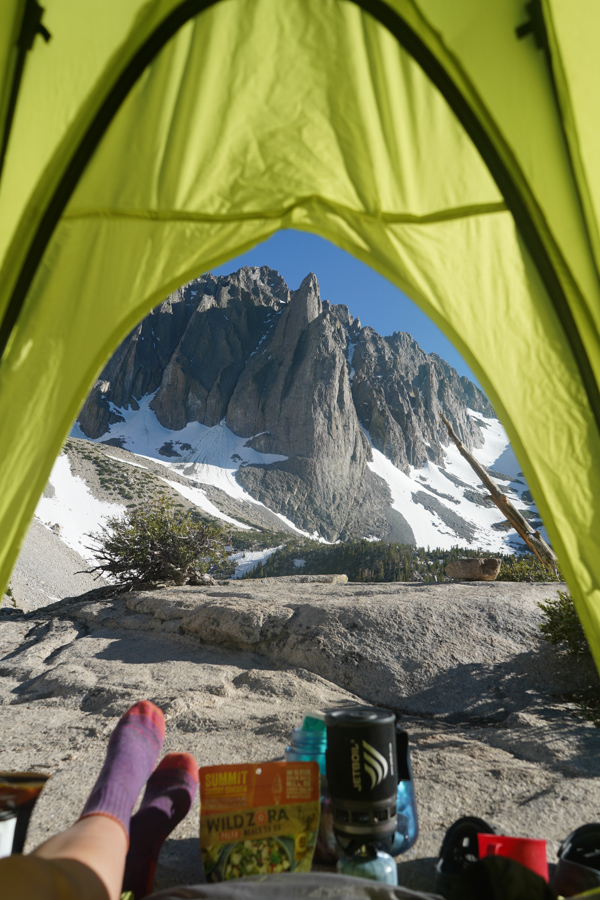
<box><xmin>200</xmin><ymin>761</ymin><xmax>320</xmax><ymax>881</ymax></box>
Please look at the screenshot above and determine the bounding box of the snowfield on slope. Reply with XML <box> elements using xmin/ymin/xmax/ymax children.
<box><xmin>366</xmin><ymin>412</ymin><xmax>544</xmax><ymax>552</ymax></box>
<box><xmin>66</xmin><ymin>393</ymin><xmax>543</xmax><ymax>555</ymax></box>
<box><xmin>70</xmin><ymin>394</ymin><xmax>321</xmax><ymax>540</ymax></box>
<box><xmin>229</xmin><ymin>546</ymin><xmax>283</xmax><ymax>579</ymax></box>
<box><xmin>35</xmin><ymin>455</ymin><xmax>122</xmax><ymax>561</ymax></box>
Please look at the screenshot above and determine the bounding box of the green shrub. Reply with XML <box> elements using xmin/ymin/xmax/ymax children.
<box><xmin>538</xmin><ymin>589</ymin><xmax>600</xmax><ymax>725</ymax></box>
<box><xmin>538</xmin><ymin>589</ymin><xmax>589</xmax><ymax>655</ymax></box>
<box><xmin>88</xmin><ymin>498</ymin><xmax>230</xmax><ymax>588</ymax></box>
<box><xmin>498</xmin><ymin>553</ymin><xmax>562</xmax><ymax>582</ymax></box>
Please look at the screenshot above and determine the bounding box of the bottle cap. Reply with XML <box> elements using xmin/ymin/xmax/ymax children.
<box><xmin>301</xmin><ymin>711</ymin><xmax>326</xmax><ymax>732</ymax></box>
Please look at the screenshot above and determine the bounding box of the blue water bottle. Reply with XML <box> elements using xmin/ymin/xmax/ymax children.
<box><xmin>285</xmin><ymin>717</ymin><xmax>327</xmax><ymax>774</ymax></box>
<box><xmin>389</xmin><ymin>727</ymin><xmax>419</xmax><ymax>855</ymax></box>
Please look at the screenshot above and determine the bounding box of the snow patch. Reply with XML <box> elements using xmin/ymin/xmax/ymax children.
<box><xmin>105</xmin><ymin>455</ymin><xmax>146</xmax><ymax>469</ymax></box>
<box><xmin>70</xmin><ymin>395</ymin><xmax>320</xmax><ymax>539</ymax></box>
<box><xmin>230</xmin><ymin>546</ymin><xmax>282</xmax><ymax>579</ymax></box>
<box><xmin>35</xmin><ymin>454</ymin><xmax>122</xmax><ymax>561</ymax></box>
<box><xmin>466</xmin><ymin>410</ymin><xmax>515</xmax><ymax>470</ymax></box>
<box><xmin>158</xmin><ymin>478</ymin><xmax>251</xmax><ymax>530</ymax></box>
<box><xmin>365</xmin><ymin>415</ymin><xmax>544</xmax><ymax>553</ymax></box>
<box><xmin>347</xmin><ymin>341</ymin><xmax>357</xmax><ymax>381</ymax></box>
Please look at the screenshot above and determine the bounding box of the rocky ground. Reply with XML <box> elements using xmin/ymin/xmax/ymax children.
<box><xmin>1</xmin><ymin>579</ymin><xmax>598</xmax><ymax>894</ymax></box>
<box><xmin>5</xmin><ymin>517</ymin><xmax>105</xmax><ymax>613</ymax></box>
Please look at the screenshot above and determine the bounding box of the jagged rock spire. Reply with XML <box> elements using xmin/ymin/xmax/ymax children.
<box><xmin>77</xmin><ymin>266</ymin><xmax>493</xmax><ymax>541</ymax></box>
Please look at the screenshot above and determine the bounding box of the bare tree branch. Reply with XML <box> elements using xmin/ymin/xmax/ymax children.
<box><xmin>440</xmin><ymin>414</ymin><xmax>559</xmax><ymax>572</ymax></box>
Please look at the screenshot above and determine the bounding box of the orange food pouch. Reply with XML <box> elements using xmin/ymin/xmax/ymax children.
<box><xmin>199</xmin><ymin>761</ymin><xmax>320</xmax><ymax>882</ymax></box>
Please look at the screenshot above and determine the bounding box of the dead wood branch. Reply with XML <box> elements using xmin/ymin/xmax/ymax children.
<box><xmin>440</xmin><ymin>414</ymin><xmax>559</xmax><ymax>572</ymax></box>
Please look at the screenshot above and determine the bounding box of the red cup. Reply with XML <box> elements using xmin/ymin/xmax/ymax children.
<box><xmin>477</xmin><ymin>833</ymin><xmax>548</xmax><ymax>882</ymax></box>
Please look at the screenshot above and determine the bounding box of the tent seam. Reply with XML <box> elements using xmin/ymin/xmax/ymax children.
<box><xmin>540</xmin><ymin>0</ymin><xmax>600</xmax><ymax>286</ymax></box>
<box><xmin>351</xmin><ymin>0</ymin><xmax>600</xmax><ymax>483</ymax></box>
<box><xmin>62</xmin><ymin>200</ymin><xmax>508</xmax><ymax>226</ymax></box>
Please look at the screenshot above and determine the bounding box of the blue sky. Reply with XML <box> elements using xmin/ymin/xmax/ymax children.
<box><xmin>212</xmin><ymin>229</ymin><xmax>477</xmax><ymax>382</ymax></box>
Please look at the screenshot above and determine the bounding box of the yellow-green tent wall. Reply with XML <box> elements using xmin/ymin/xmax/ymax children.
<box><xmin>1</xmin><ymin>0</ymin><xmax>600</xmax><ymax>669</ymax></box>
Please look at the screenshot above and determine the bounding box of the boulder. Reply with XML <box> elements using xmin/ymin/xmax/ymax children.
<box><xmin>446</xmin><ymin>557</ymin><xmax>501</xmax><ymax>581</ymax></box>
<box><xmin>187</xmin><ymin>573</ymin><xmax>217</xmax><ymax>586</ymax></box>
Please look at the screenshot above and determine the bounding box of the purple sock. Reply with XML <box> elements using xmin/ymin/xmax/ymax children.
<box><xmin>79</xmin><ymin>700</ymin><xmax>165</xmax><ymax>839</ymax></box>
<box><xmin>122</xmin><ymin>752</ymin><xmax>199</xmax><ymax>898</ymax></box>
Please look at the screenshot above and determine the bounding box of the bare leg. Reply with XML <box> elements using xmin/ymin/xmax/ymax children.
<box><xmin>29</xmin><ymin>701</ymin><xmax>165</xmax><ymax>900</ymax></box>
<box><xmin>33</xmin><ymin>815</ymin><xmax>127</xmax><ymax>900</ymax></box>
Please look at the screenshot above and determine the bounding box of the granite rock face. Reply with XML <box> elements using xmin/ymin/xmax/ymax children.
<box><xmin>77</xmin><ymin>266</ymin><xmax>493</xmax><ymax>541</ymax></box>
<box><xmin>351</xmin><ymin>328</ymin><xmax>493</xmax><ymax>471</ymax></box>
<box><xmin>78</xmin><ymin>267</ymin><xmax>290</xmax><ymax>438</ymax></box>
<box><xmin>1</xmin><ymin>581</ymin><xmax>598</xmax><ymax>895</ymax></box>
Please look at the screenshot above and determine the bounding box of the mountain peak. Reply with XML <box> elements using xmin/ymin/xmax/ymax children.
<box><xmin>298</xmin><ymin>270</ymin><xmax>318</xmax><ymax>290</ymax></box>
<box><xmin>76</xmin><ymin>266</ymin><xmax>505</xmax><ymax>544</ymax></box>
<box><xmin>288</xmin><ymin>271</ymin><xmax>321</xmax><ymax>329</ymax></box>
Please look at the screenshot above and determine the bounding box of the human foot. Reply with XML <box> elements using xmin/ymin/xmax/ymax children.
<box><xmin>79</xmin><ymin>700</ymin><xmax>165</xmax><ymax>839</ymax></box>
<box><xmin>122</xmin><ymin>752</ymin><xmax>198</xmax><ymax>898</ymax></box>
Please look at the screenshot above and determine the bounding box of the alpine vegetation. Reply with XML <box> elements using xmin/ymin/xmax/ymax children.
<box><xmin>86</xmin><ymin>498</ymin><xmax>230</xmax><ymax>589</ymax></box>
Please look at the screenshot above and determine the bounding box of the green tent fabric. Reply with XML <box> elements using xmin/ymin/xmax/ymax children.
<box><xmin>1</xmin><ymin>0</ymin><xmax>600</xmax><ymax>667</ymax></box>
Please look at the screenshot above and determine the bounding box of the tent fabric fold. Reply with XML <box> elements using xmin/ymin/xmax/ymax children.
<box><xmin>1</xmin><ymin>0</ymin><xmax>600</xmax><ymax>671</ymax></box>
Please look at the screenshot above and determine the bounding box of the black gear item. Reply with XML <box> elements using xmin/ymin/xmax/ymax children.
<box><xmin>552</xmin><ymin>823</ymin><xmax>600</xmax><ymax>897</ymax></box>
<box><xmin>455</xmin><ymin>856</ymin><xmax>554</xmax><ymax>900</ymax></box>
<box><xmin>434</xmin><ymin>816</ymin><xmax>497</xmax><ymax>900</ymax></box>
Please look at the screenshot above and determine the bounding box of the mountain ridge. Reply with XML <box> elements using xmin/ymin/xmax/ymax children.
<box><xmin>74</xmin><ymin>265</ymin><xmax>534</xmax><ymax>548</ymax></box>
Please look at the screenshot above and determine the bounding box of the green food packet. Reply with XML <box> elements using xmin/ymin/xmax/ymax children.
<box><xmin>200</xmin><ymin>761</ymin><xmax>320</xmax><ymax>882</ymax></box>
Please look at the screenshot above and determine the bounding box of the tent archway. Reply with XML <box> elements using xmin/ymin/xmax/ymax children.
<box><xmin>1</xmin><ymin>0</ymin><xmax>600</xmax><ymax>669</ymax></box>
